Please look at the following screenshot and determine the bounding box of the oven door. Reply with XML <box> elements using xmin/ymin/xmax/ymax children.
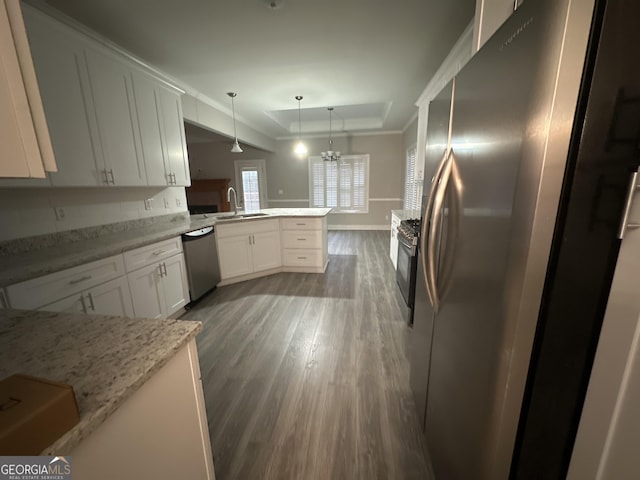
<box><xmin>396</xmin><ymin>235</ymin><xmax>416</xmax><ymax>306</ymax></box>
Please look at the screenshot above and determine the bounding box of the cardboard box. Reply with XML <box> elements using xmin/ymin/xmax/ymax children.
<box><xmin>0</xmin><ymin>374</ymin><xmax>80</xmax><ymax>455</ymax></box>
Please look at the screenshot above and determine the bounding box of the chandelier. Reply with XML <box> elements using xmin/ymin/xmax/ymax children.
<box><xmin>321</xmin><ymin>107</ymin><xmax>340</xmax><ymax>162</ymax></box>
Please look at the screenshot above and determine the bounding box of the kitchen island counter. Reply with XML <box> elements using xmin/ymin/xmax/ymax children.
<box><xmin>0</xmin><ymin>308</ymin><xmax>202</xmax><ymax>455</ymax></box>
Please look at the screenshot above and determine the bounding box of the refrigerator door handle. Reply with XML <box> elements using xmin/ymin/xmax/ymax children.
<box><xmin>421</xmin><ymin>150</ymin><xmax>450</xmax><ymax>307</ymax></box>
<box><xmin>618</xmin><ymin>170</ymin><xmax>639</xmax><ymax>239</ymax></box>
<box><xmin>427</xmin><ymin>149</ymin><xmax>455</xmax><ymax>311</ymax></box>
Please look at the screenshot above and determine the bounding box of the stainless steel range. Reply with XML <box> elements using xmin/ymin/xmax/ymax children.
<box><xmin>396</xmin><ymin>218</ymin><xmax>420</xmax><ymax>325</ymax></box>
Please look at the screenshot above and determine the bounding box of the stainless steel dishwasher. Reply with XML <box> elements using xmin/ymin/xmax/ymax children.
<box><xmin>181</xmin><ymin>226</ymin><xmax>220</xmax><ymax>303</ymax></box>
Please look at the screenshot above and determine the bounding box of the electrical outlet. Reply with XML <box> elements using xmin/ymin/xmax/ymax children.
<box><xmin>278</xmin><ymin>189</ymin><xmax>284</xmax><ymax>195</ymax></box>
<box><xmin>385</xmin><ymin>215</ymin><xmax>389</xmax><ymax>221</ymax></box>
<box><xmin>54</xmin><ymin>207</ymin><xmax>66</xmax><ymax>221</ymax></box>
<box><xmin>164</xmin><ymin>197</ymin><xmax>170</xmax><ymax>209</ymax></box>
<box><xmin>144</xmin><ymin>199</ymin><xmax>152</xmax><ymax>210</ymax></box>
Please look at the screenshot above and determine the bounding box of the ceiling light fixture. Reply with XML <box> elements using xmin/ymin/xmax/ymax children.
<box><xmin>227</xmin><ymin>92</ymin><xmax>243</xmax><ymax>153</ymax></box>
<box><xmin>294</xmin><ymin>95</ymin><xmax>308</xmax><ymax>157</ymax></box>
<box><xmin>321</xmin><ymin>107</ymin><xmax>340</xmax><ymax>162</ymax></box>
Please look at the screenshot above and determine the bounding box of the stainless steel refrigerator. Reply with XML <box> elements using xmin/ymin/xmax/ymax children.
<box><xmin>409</xmin><ymin>0</ymin><xmax>640</xmax><ymax>478</ymax></box>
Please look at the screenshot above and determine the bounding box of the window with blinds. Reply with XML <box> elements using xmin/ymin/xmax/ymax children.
<box><xmin>404</xmin><ymin>146</ymin><xmax>421</xmax><ymax>211</ymax></box>
<box><xmin>308</xmin><ymin>154</ymin><xmax>369</xmax><ymax>213</ymax></box>
<box><xmin>241</xmin><ymin>169</ymin><xmax>261</xmax><ymax>211</ymax></box>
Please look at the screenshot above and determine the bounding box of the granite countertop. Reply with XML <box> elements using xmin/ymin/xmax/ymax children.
<box><xmin>391</xmin><ymin>209</ymin><xmax>421</xmax><ymax>221</ymax></box>
<box><xmin>0</xmin><ymin>207</ymin><xmax>332</xmax><ymax>287</ymax></box>
<box><xmin>0</xmin><ymin>308</ymin><xmax>201</xmax><ymax>454</ymax></box>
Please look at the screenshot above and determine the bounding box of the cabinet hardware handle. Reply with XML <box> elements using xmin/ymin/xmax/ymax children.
<box><xmin>172</xmin><ymin>173</ymin><xmax>177</xmax><ymax>184</ymax></box>
<box><xmin>69</xmin><ymin>275</ymin><xmax>92</xmax><ymax>285</ymax></box>
<box><xmin>102</xmin><ymin>170</ymin><xmax>109</xmax><ymax>184</ymax></box>
<box><xmin>161</xmin><ymin>262</ymin><xmax>168</xmax><ymax>276</ymax></box>
<box><xmin>297</xmin><ymin>256</ymin><xmax>307</xmax><ymax>260</ymax></box>
<box><xmin>167</xmin><ymin>173</ymin><xmax>173</xmax><ymax>185</ymax></box>
<box><xmin>296</xmin><ymin>223</ymin><xmax>306</xmax><ymax>226</ymax></box>
<box><xmin>158</xmin><ymin>264</ymin><xmax>164</xmax><ymax>277</ymax></box>
<box><xmin>297</xmin><ymin>238</ymin><xmax>306</xmax><ymax>241</ymax></box>
<box><xmin>86</xmin><ymin>292</ymin><xmax>95</xmax><ymax>311</ymax></box>
<box><xmin>108</xmin><ymin>169</ymin><xmax>115</xmax><ymax>184</ymax></box>
<box><xmin>80</xmin><ymin>294</ymin><xmax>87</xmax><ymax>313</ymax></box>
<box><xmin>152</xmin><ymin>249</ymin><xmax>166</xmax><ymax>256</ymax></box>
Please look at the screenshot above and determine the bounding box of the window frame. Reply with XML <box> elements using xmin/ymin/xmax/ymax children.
<box><xmin>308</xmin><ymin>154</ymin><xmax>370</xmax><ymax>214</ymax></box>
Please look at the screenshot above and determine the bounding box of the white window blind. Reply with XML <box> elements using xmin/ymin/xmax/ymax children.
<box><xmin>404</xmin><ymin>146</ymin><xmax>421</xmax><ymax>211</ymax></box>
<box><xmin>308</xmin><ymin>154</ymin><xmax>369</xmax><ymax>213</ymax></box>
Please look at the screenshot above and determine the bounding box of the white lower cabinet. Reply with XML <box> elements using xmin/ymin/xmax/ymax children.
<box><xmin>217</xmin><ymin>235</ymin><xmax>252</xmax><ymax>279</ymax></box>
<box><xmin>41</xmin><ymin>276</ymin><xmax>134</xmax><ymax>317</ymax></box>
<box><xmin>280</xmin><ymin>217</ymin><xmax>328</xmax><ymax>273</ymax></box>
<box><xmin>6</xmin><ymin>254</ymin><xmax>128</xmax><ymax>311</ymax></box>
<box><xmin>390</xmin><ymin>212</ymin><xmax>400</xmax><ymax>270</ymax></box>
<box><xmin>216</xmin><ymin>219</ymin><xmax>281</xmax><ymax>282</ymax></box>
<box><xmin>125</xmin><ymin>238</ymin><xmax>189</xmax><ymax>319</ymax></box>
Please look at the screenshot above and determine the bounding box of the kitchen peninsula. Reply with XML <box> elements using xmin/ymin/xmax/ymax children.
<box><xmin>0</xmin><ymin>309</ymin><xmax>214</xmax><ymax>479</ymax></box>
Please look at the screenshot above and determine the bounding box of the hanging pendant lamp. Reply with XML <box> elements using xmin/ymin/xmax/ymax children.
<box><xmin>321</xmin><ymin>107</ymin><xmax>340</xmax><ymax>162</ymax></box>
<box><xmin>227</xmin><ymin>92</ymin><xmax>243</xmax><ymax>153</ymax></box>
<box><xmin>293</xmin><ymin>95</ymin><xmax>308</xmax><ymax>157</ymax></box>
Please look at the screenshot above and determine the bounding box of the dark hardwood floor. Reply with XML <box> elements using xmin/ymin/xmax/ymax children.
<box><xmin>182</xmin><ymin>230</ymin><xmax>432</xmax><ymax>479</ymax></box>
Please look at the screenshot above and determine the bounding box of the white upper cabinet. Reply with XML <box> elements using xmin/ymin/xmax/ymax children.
<box><xmin>85</xmin><ymin>47</ymin><xmax>146</xmax><ymax>186</ymax></box>
<box><xmin>132</xmin><ymin>72</ymin><xmax>190</xmax><ymax>187</ymax></box>
<box><xmin>158</xmin><ymin>86</ymin><xmax>190</xmax><ymax>186</ymax></box>
<box><xmin>23</xmin><ymin>5</ymin><xmax>100</xmax><ymax>186</ymax></box>
<box><xmin>17</xmin><ymin>4</ymin><xmax>188</xmax><ymax>188</ymax></box>
<box><xmin>0</xmin><ymin>0</ymin><xmax>56</xmax><ymax>179</ymax></box>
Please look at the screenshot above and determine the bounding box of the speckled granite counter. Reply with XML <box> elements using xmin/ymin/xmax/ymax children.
<box><xmin>391</xmin><ymin>209</ymin><xmax>421</xmax><ymax>221</ymax></box>
<box><xmin>0</xmin><ymin>208</ymin><xmax>332</xmax><ymax>287</ymax></box>
<box><xmin>0</xmin><ymin>308</ymin><xmax>201</xmax><ymax>454</ymax></box>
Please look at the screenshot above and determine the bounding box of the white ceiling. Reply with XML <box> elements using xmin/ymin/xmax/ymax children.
<box><xmin>40</xmin><ymin>0</ymin><xmax>475</xmax><ymax>139</ymax></box>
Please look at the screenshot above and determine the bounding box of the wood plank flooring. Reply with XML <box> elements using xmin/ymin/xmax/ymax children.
<box><xmin>181</xmin><ymin>230</ymin><xmax>432</xmax><ymax>479</ymax></box>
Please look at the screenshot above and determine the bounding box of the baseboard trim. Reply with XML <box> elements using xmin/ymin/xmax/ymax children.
<box><xmin>328</xmin><ymin>225</ymin><xmax>390</xmax><ymax>231</ymax></box>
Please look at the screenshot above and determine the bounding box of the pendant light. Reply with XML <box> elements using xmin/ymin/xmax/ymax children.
<box><xmin>293</xmin><ymin>95</ymin><xmax>308</xmax><ymax>157</ymax></box>
<box><xmin>321</xmin><ymin>107</ymin><xmax>340</xmax><ymax>162</ymax></box>
<box><xmin>227</xmin><ymin>92</ymin><xmax>243</xmax><ymax>153</ymax></box>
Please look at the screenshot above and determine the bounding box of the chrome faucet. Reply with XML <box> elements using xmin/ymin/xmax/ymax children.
<box><xmin>227</xmin><ymin>186</ymin><xmax>240</xmax><ymax>215</ymax></box>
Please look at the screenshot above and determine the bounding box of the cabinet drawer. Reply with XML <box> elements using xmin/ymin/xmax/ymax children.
<box><xmin>7</xmin><ymin>254</ymin><xmax>125</xmax><ymax>310</ymax></box>
<box><xmin>216</xmin><ymin>218</ymin><xmax>279</xmax><ymax>239</ymax></box>
<box><xmin>282</xmin><ymin>249</ymin><xmax>323</xmax><ymax>267</ymax></box>
<box><xmin>281</xmin><ymin>230</ymin><xmax>323</xmax><ymax>249</ymax></box>
<box><xmin>123</xmin><ymin>237</ymin><xmax>183</xmax><ymax>272</ymax></box>
<box><xmin>280</xmin><ymin>217</ymin><xmax>323</xmax><ymax>231</ymax></box>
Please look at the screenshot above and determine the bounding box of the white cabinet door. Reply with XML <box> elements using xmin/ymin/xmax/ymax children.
<box><xmin>158</xmin><ymin>87</ymin><xmax>190</xmax><ymax>186</ymax></box>
<box><xmin>85</xmin><ymin>47</ymin><xmax>145</xmax><ymax>186</ymax></box>
<box><xmin>252</xmin><ymin>230</ymin><xmax>281</xmax><ymax>272</ymax></box>
<box><xmin>0</xmin><ymin>1</ymin><xmax>48</xmax><ymax>179</ymax></box>
<box><xmin>162</xmin><ymin>254</ymin><xmax>189</xmax><ymax>316</ymax></box>
<box><xmin>131</xmin><ymin>72</ymin><xmax>169</xmax><ymax>186</ymax></box>
<box><xmin>24</xmin><ymin>6</ymin><xmax>100</xmax><ymax>186</ymax></box>
<box><xmin>127</xmin><ymin>262</ymin><xmax>165</xmax><ymax>319</ymax></box>
<box><xmin>89</xmin><ymin>276</ymin><xmax>134</xmax><ymax>317</ymax></box>
<box><xmin>41</xmin><ymin>277</ymin><xmax>133</xmax><ymax>317</ymax></box>
<box><xmin>41</xmin><ymin>293</ymin><xmax>86</xmax><ymax>314</ymax></box>
<box><xmin>217</xmin><ymin>235</ymin><xmax>252</xmax><ymax>280</ymax></box>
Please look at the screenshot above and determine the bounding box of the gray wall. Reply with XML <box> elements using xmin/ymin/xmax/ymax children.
<box><xmin>186</xmin><ymin>131</ymin><xmax>406</xmax><ymax>229</ymax></box>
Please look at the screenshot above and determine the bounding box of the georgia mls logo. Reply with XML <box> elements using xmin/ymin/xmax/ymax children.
<box><xmin>0</xmin><ymin>456</ymin><xmax>72</xmax><ymax>480</ymax></box>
